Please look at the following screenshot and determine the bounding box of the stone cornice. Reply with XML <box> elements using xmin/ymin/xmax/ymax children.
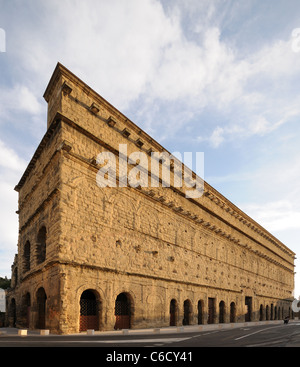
<box><xmin>14</xmin><ymin>118</ymin><xmax>61</xmax><ymax>192</ymax></box>
<box><xmin>43</xmin><ymin>62</ymin><xmax>166</xmax><ymax>153</ymax></box>
<box><xmin>202</xmin><ymin>189</ymin><xmax>295</xmax><ymax>259</ymax></box>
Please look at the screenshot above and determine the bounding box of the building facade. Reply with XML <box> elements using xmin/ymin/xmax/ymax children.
<box><xmin>6</xmin><ymin>63</ymin><xmax>295</xmax><ymax>334</ymax></box>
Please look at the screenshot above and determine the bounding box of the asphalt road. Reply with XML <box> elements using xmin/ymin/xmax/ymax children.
<box><xmin>1</xmin><ymin>322</ymin><xmax>300</xmax><ymax>348</ymax></box>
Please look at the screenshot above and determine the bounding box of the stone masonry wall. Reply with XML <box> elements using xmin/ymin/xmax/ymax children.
<box><xmin>6</xmin><ymin>63</ymin><xmax>295</xmax><ymax>334</ymax></box>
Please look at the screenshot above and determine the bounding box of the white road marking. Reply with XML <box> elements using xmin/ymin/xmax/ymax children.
<box><xmin>234</xmin><ymin>325</ymin><xmax>284</xmax><ymax>341</ymax></box>
<box><xmin>191</xmin><ymin>330</ymin><xmax>219</xmax><ymax>338</ymax></box>
<box><xmin>202</xmin><ymin>331</ymin><xmax>220</xmax><ymax>336</ymax></box>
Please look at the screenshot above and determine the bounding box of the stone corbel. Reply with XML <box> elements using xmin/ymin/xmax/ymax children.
<box><xmin>61</xmin><ymin>81</ymin><xmax>72</xmax><ymax>96</ymax></box>
<box><xmin>107</xmin><ymin>116</ymin><xmax>117</xmax><ymax>127</ymax></box>
<box><xmin>157</xmin><ymin>196</ymin><xmax>166</xmax><ymax>203</ymax></box>
<box><xmin>146</xmin><ymin>148</ymin><xmax>154</xmax><ymax>156</ymax></box>
<box><xmin>90</xmin><ymin>102</ymin><xmax>100</xmax><ymax>114</ymax></box>
<box><xmin>58</xmin><ymin>140</ymin><xmax>73</xmax><ymax>152</ymax></box>
<box><xmin>135</xmin><ymin>138</ymin><xmax>144</xmax><ymax>148</ymax></box>
<box><xmin>90</xmin><ymin>156</ymin><xmax>98</xmax><ymax>166</ymax></box>
<box><xmin>122</xmin><ymin>128</ymin><xmax>131</xmax><ymax>138</ymax></box>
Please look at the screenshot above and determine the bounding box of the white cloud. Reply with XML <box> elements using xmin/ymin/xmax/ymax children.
<box><xmin>0</xmin><ymin>180</ymin><xmax>19</xmax><ymax>244</ymax></box>
<box><xmin>0</xmin><ymin>139</ymin><xmax>27</xmax><ymax>172</ymax></box>
<box><xmin>208</xmin><ymin>126</ymin><xmax>225</xmax><ymax>148</ymax></box>
<box><xmin>0</xmin><ymin>140</ymin><xmax>26</xmax><ymax>276</ymax></box>
<box><xmin>0</xmin><ymin>84</ymin><xmax>43</xmax><ymax>119</ymax></box>
<box><xmin>2</xmin><ymin>0</ymin><xmax>299</xmax><ymax>145</ymax></box>
<box><xmin>10</xmin><ymin>0</ymin><xmax>182</xmax><ymax>110</ymax></box>
<box><xmin>241</xmin><ymin>201</ymin><xmax>300</xmax><ymax>232</ymax></box>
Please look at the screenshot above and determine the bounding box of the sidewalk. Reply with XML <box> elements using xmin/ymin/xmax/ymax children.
<box><xmin>0</xmin><ymin>327</ymin><xmax>41</xmax><ymax>336</ymax></box>
<box><xmin>91</xmin><ymin>319</ymin><xmax>296</xmax><ymax>337</ymax></box>
<box><xmin>1</xmin><ymin>319</ymin><xmax>297</xmax><ymax>336</ymax></box>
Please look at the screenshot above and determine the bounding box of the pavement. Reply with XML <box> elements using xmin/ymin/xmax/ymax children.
<box><xmin>0</xmin><ymin>318</ymin><xmax>297</xmax><ymax>337</ymax></box>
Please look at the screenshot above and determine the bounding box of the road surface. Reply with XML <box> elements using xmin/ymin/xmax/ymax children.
<box><xmin>1</xmin><ymin>321</ymin><xmax>299</xmax><ymax>347</ymax></box>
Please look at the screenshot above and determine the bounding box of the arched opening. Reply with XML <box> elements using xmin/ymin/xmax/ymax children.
<box><xmin>26</xmin><ymin>293</ymin><xmax>31</xmax><ymax>328</ymax></box>
<box><xmin>21</xmin><ymin>292</ymin><xmax>31</xmax><ymax>328</ymax></box>
<box><xmin>37</xmin><ymin>226</ymin><xmax>47</xmax><ymax>264</ymax></box>
<box><xmin>219</xmin><ymin>301</ymin><xmax>225</xmax><ymax>323</ymax></box>
<box><xmin>270</xmin><ymin>303</ymin><xmax>274</xmax><ymax>320</ymax></box>
<box><xmin>23</xmin><ymin>241</ymin><xmax>31</xmax><ymax>272</ymax></box>
<box><xmin>259</xmin><ymin>304</ymin><xmax>264</xmax><ymax>321</ymax></box>
<box><xmin>245</xmin><ymin>297</ymin><xmax>252</xmax><ymax>322</ymax></box>
<box><xmin>79</xmin><ymin>290</ymin><xmax>100</xmax><ymax>332</ymax></box>
<box><xmin>208</xmin><ymin>298</ymin><xmax>215</xmax><ymax>324</ymax></box>
<box><xmin>183</xmin><ymin>299</ymin><xmax>192</xmax><ymax>325</ymax></box>
<box><xmin>197</xmin><ymin>300</ymin><xmax>204</xmax><ymax>325</ymax></box>
<box><xmin>169</xmin><ymin>299</ymin><xmax>178</xmax><ymax>326</ymax></box>
<box><xmin>266</xmin><ymin>305</ymin><xmax>270</xmax><ymax>320</ymax></box>
<box><xmin>114</xmin><ymin>293</ymin><xmax>132</xmax><ymax>330</ymax></box>
<box><xmin>36</xmin><ymin>287</ymin><xmax>47</xmax><ymax>329</ymax></box>
<box><xmin>9</xmin><ymin>298</ymin><xmax>16</xmax><ymax>327</ymax></box>
<box><xmin>230</xmin><ymin>302</ymin><xmax>236</xmax><ymax>323</ymax></box>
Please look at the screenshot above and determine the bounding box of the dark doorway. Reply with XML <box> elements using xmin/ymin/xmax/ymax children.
<box><xmin>245</xmin><ymin>296</ymin><xmax>252</xmax><ymax>322</ymax></box>
<box><xmin>270</xmin><ymin>303</ymin><xmax>274</xmax><ymax>320</ymax></box>
<box><xmin>170</xmin><ymin>299</ymin><xmax>178</xmax><ymax>326</ymax></box>
<box><xmin>259</xmin><ymin>304</ymin><xmax>264</xmax><ymax>321</ymax></box>
<box><xmin>115</xmin><ymin>293</ymin><xmax>131</xmax><ymax>330</ymax></box>
<box><xmin>266</xmin><ymin>305</ymin><xmax>270</xmax><ymax>320</ymax></box>
<box><xmin>230</xmin><ymin>302</ymin><xmax>236</xmax><ymax>323</ymax></box>
<box><xmin>80</xmin><ymin>290</ymin><xmax>99</xmax><ymax>331</ymax></box>
<box><xmin>219</xmin><ymin>301</ymin><xmax>225</xmax><ymax>323</ymax></box>
<box><xmin>10</xmin><ymin>298</ymin><xmax>16</xmax><ymax>327</ymax></box>
<box><xmin>36</xmin><ymin>288</ymin><xmax>47</xmax><ymax>329</ymax></box>
<box><xmin>25</xmin><ymin>293</ymin><xmax>31</xmax><ymax>328</ymax></box>
<box><xmin>208</xmin><ymin>298</ymin><xmax>215</xmax><ymax>324</ymax></box>
<box><xmin>198</xmin><ymin>300</ymin><xmax>204</xmax><ymax>325</ymax></box>
<box><xmin>183</xmin><ymin>299</ymin><xmax>192</xmax><ymax>325</ymax></box>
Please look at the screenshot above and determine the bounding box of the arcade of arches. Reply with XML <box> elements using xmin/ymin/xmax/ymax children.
<box><xmin>6</xmin><ymin>284</ymin><xmax>294</xmax><ymax>333</ymax></box>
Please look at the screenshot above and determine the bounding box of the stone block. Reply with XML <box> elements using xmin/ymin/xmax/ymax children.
<box><xmin>40</xmin><ymin>329</ymin><xmax>50</xmax><ymax>336</ymax></box>
<box><xmin>18</xmin><ymin>330</ymin><xmax>27</xmax><ymax>336</ymax></box>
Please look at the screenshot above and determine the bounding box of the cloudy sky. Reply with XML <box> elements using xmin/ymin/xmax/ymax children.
<box><xmin>1</xmin><ymin>0</ymin><xmax>300</xmax><ymax>297</ymax></box>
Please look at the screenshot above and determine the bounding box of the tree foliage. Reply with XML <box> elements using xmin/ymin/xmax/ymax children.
<box><xmin>0</xmin><ymin>276</ymin><xmax>10</xmax><ymax>289</ymax></box>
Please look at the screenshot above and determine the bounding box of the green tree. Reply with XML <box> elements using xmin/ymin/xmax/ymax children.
<box><xmin>0</xmin><ymin>276</ymin><xmax>11</xmax><ymax>289</ymax></box>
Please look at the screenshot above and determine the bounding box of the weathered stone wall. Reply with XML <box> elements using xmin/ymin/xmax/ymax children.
<box><xmin>6</xmin><ymin>63</ymin><xmax>295</xmax><ymax>334</ymax></box>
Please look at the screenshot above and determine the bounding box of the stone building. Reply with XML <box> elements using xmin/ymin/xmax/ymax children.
<box><xmin>6</xmin><ymin>63</ymin><xmax>295</xmax><ymax>334</ymax></box>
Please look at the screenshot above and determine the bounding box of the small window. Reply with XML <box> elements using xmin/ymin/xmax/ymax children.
<box><xmin>23</xmin><ymin>241</ymin><xmax>31</xmax><ymax>272</ymax></box>
<box><xmin>37</xmin><ymin>227</ymin><xmax>47</xmax><ymax>264</ymax></box>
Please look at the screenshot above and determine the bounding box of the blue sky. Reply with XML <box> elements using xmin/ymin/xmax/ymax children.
<box><xmin>1</xmin><ymin>0</ymin><xmax>300</xmax><ymax>297</ymax></box>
